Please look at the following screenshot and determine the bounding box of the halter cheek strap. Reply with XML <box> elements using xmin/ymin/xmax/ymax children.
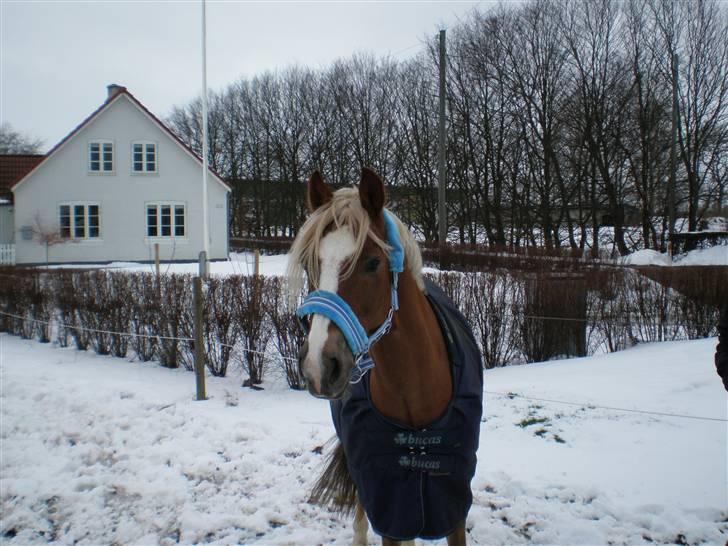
<box><xmin>297</xmin><ymin>210</ymin><xmax>404</xmax><ymax>383</ymax></box>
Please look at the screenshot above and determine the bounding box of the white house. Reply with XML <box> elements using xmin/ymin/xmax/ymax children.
<box><xmin>11</xmin><ymin>85</ymin><xmax>230</xmax><ymax>265</ymax></box>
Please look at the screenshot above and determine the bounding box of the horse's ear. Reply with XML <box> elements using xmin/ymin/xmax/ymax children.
<box><xmin>307</xmin><ymin>170</ymin><xmax>333</xmax><ymax>212</ymax></box>
<box><xmin>359</xmin><ymin>167</ymin><xmax>385</xmax><ymax>220</ymax></box>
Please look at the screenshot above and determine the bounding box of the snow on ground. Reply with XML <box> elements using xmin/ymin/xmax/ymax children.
<box><xmin>622</xmin><ymin>246</ymin><xmax>728</xmax><ymax>267</ymax></box>
<box><xmin>620</xmin><ymin>249</ymin><xmax>673</xmax><ymax>267</ymax></box>
<box><xmin>674</xmin><ymin>245</ymin><xmax>728</xmax><ymax>266</ymax></box>
<box><xmin>46</xmin><ymin>244</ymin><xmax>728</xmax><ymax>278</ymax></box>
<box><xmin>50</xmin><ymin>253</ymin><xmax>291</xmax><ymax>278</ymax></box>
<box><xmin>1</xmin><ymin>334</ymin><xmax>726</xmax><ymax>545</ymax></box>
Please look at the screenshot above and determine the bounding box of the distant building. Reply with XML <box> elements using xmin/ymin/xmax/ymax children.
<box><xmin>0</xmin><ymin>154</ymin><xmax>43</xmax><ymax>245</ymax></box>
<box><xmin>10</xmin><ymin>84</ymin><xmax>230</xmax><ymax>265</ymax></box>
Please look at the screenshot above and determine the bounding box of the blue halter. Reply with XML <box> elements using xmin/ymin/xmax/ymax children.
<box><xmin>297</xmin><ymin>210</ymin><xmax>404</xmax><ymax>383</ymax></box>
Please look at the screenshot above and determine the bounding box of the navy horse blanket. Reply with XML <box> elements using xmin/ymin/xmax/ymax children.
<box><xmin>330</xmin><ymin>279</ymin><xmax>484</xmax><ymax>541</ymax></box>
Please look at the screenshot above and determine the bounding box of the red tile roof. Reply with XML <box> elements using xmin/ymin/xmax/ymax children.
<box><xmin>11</xmin><ymin>87</ymin><xmax>230</xmax><ymax>192</ymax></box>
<box><xmin>0</xmin><ymin>154</ymin><xmax>44</xmax><ymax>204</ymax></box>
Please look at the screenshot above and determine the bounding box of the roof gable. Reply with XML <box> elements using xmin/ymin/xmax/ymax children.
<box><xmin>11</xmin><ymin>88</ymin><xmax>230</xmax><ymax>193</ymax></box>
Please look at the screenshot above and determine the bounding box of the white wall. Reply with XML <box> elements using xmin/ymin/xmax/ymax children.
<box><xmin>13</xmin><ymin>95</ymin><xmax>229</xmax><ymax>264</ymax></box>
<box><xmin>0</xmin><ymin>205</ymin><xmax>13</xmax><ymax>244</ymax></box>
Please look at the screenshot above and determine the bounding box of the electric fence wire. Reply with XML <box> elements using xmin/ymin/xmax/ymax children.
<box><xmin>484</xmin><ymin>390</ymin><xmax>728</xmax><ymax>423</ymax></box>
<box><xmin>0</xmin><ymin>309</ymin><xmax>724</xmax><ymax>423</ymax></box>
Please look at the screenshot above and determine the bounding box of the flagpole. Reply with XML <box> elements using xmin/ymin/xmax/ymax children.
<box><xmin>200</xmin><ymin>0</ymin><xmax>210</xmax><ymax>274</ymax></box>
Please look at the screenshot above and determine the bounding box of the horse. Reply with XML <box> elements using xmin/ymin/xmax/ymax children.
<box><xmin>287</xmin><ymin>168</ymin><xmax>483</xmax><ymax>546</ymax></box>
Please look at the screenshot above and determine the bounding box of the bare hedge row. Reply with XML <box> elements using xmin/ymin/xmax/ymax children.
<box><xmin>429</xmin><ymin>269</ymin><xmax>720</xmax><ymax>368</ymax></box>
<box><xmin>0</xmin><ymin>268</ymin><xmax>720</xmax><ymax>387</ymax></box>
<box><xmin>0</xmin><ymin>270</ymin><xmax>306</xmax><ymax>389</ymax></box>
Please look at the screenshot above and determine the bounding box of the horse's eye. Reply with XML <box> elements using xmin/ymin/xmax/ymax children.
<box><xmin>364</xmin><ymin>257</ymin><xmax>381</xmax><ymax>273</ymax></box>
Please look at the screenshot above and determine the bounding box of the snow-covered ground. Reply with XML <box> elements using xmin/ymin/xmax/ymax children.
<box><xmin>1</xmin><ymin>333</ymin><xmax>726</xmax><ymax>545</ymax></box>
<box><xmin>49</xmin><ymin>253</ymin><xmax>292</xmax><ymax>278</ymax></box>
<box><xmin>622</xmin><ymin>245</ymin><xmax>728</xmax><ymax>267</ymax></box>
<box><xmin>45</xmin><ymin>243</ymin><xmax>727</xmax><ymax>277</ymax></box>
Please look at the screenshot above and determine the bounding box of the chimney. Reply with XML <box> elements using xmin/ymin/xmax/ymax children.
<box><xmin>106</xmin><ymin>84</ymin><xmax>126</xmax><ymax>100</ymax></box>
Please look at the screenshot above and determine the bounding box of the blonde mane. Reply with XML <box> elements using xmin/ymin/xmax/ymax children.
<box><xmin>286</xmin><ymin>187</ymin><xmax>424</xmax><ymax>308</ymax></box>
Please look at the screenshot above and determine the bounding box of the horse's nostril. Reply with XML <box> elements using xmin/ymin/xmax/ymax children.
<box><xmin>329</xmin><ymin>357</ymin><xmax>341</xmax><ymax>381</ymax></box>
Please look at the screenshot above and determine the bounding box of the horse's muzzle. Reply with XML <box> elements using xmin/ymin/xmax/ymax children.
<box><xmin>298</xmin><ymin>334</ymin><xmax>353</xmax><ymax>399</ymax></box>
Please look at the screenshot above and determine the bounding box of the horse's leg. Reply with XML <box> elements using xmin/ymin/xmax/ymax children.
<box><xmin>446</xmin><ymin>522</ymin><xmax>466</xmax><ymax>546</ymax></box>
<box><xmin>351</xmin><ymin>501</ymin><xmax>368</xmax><ymax>546</ymax></box>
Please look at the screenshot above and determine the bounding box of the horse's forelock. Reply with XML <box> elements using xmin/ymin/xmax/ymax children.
<box><xmin>286</xmin><ymin>187</ymin><xmax>423</xmax><ymax>309</ymax></box>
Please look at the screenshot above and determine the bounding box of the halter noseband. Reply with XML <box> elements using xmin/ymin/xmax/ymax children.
<box><xmin>296</xmin><ymin>210</ymin><xmax>404</xmax><ymax>384</ymax></box>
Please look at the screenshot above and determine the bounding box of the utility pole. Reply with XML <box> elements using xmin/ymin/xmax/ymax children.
<box><xmin>200</xmin><ymin>0</ymin><xmax>210</xmax><ymax>277</ymax></box>
<box><xmin>438</xmin><ymin>29</ymin><xmax>447</xmax><ymax>269</ymax></box>
<box><xmin>668</xmin><ymin>53</ymin><xmax>679</xmax><ymax>252</ymax></box>
<box><xmin>193</xmin><ymin>275</ymin><xmax>207</xmax><ymax>401</ymax></box>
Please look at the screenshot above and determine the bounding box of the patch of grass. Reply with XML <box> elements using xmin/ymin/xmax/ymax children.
<box><xmin>517</xmin><ymin>416</ymin><xmax>550</xmax><ymax>428</ymax></box>
<box><xmin>553</xmin><ymin>434</ymin><xmax>566</xmax><ymax>444</ymax></box>
<box><xmin>534</xmin><ymin>428</ymin><xmax>548</xmax><ymax>437</ymax></box>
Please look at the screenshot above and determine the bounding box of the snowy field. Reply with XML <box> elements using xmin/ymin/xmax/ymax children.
<box><xmin>1</xmin><ymin>332</ymin><xmax>726</xmax><ymax>545</ymax></box>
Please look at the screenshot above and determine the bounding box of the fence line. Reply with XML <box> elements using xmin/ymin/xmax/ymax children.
<box><xmin>485</xmin><ymin>390</ymin><xmax>728</xmax><ymax>423</ymax></box>
<box><xmin>1</xmin><ymin>306</ymin><xmax>706</xmax><ymax>363</ymax></box>
<box><xmin>0</xmin><ymin>309</ymin><xmax>194</xmax><ymax>343</ymax></box>
<box><xmin>0</xmin><ymin>244</ymin><xmax>16</xmax><ymax>266</ymax></box>
<box><xmin>521</xmin><ymin>314</ymin><xmax>696</xmax><ymax>328</ymax></box>
<box><xmin>0</xmin><ymin>309</ymin><xmax>298</xmax><ymax>363</ymax></box>
<box><xmin>1</xmin><ymin>309</ymin><xmax>723</xmax><ymax>423</ymax></box>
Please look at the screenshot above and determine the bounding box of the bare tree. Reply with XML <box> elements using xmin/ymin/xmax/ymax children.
<box><xmin>498</xmin><ymin>1</ymin><xmax>571</xmax><ymax>249</ymax></box>
<box><xmin>621</xmin><ymin>0</ymin><xmax>672</xmax><ymax>250</ymax></box>
<box><xmin>391</xmin><ymin>55</ymin><xmax>440</xmax><ymax>241</ymax></box>
<box><xmin>650</xmin><ymin>0</ymin><xmax>728</xmax><ymax>231</ymax></box>
<box><xmin>561</xmin><ymin>0</ymin><xmax>633</xmax><ymax>255</ymax></box>
<box><xmin>31</xmin><ymin>214</ymin><xmax>68</xmax><ymax>266</ymax></box>
<box><xmin>0</xmin><ymin>122</ymin><xmax>43</xmax><ymax>154</ymax></box>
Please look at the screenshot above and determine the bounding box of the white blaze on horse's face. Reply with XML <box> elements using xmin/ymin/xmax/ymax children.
<box><xmin>303</xmin><ymin>225</ymin><xmax>357</xmax><ymax>393</ymax></box>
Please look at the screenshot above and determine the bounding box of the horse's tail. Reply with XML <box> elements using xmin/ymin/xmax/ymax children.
<box><xmin>308</xmin><ymin>438</ymin><xmax>357</xmax><ymax>515</ymax></box>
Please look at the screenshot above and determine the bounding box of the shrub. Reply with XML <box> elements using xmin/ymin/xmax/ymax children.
<box><xmin>128</xmin><ymin>273</ymin><xmax>160</xmax><ymax>361</ymax></box>
<box><xmin>267</xmin><ymin>276</ymin><xmax>306</xmax><ymax>389</ymax></box>
<box><xmin>54</xmin><ymin>272</ymin><xmax>77</xmax><ymax>347</ymax></box>
<box><xmin>105</xmin><ymin>272</ymin><xmax>132</xmax><ymax>358</ymax></box>
<box><xmin>202</xmin><ymin>276</ymin><xmax>239</xmax><ymax>377</ymax></box>
<box><xmin>233</xmin><ymin>275</ymin><xmax>273</xmax><ymax>386</ymax></box>
<box><xmin>469</xmin><ymin>272</ymin><xmax>522</xmax><ymax>369</ymax></box>
<box><xmin>155</xmin><ymin>274</ymin><xmax>193</xmax><ymax>369</ymax></box>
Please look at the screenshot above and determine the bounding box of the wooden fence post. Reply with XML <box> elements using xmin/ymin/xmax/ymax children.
<box><xmin>193</xmin><ymin>276</ymin><xmax>206</xmax><ymax>400</ymax></box>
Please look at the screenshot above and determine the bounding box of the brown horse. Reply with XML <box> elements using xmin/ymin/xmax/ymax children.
<box><xmin>288</xmin><ymin>168</ymin><xmax>483</xmax><ymax>546</ymax></box>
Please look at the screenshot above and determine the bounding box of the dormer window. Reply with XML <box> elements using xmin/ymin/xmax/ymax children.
<box><xmin>132</xmin><ymin>141</ymin><xmax>157</xmax><ymax>173</ymax></box>
<box><xmin>89</xmin><ymin>141</ymin><xmax>114</xmax><ymax>173</ymax></box>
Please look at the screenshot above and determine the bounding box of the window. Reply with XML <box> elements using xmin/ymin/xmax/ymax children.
<box><xmin>60</xmin><ymin>203</ymin><xmax>100</xmax><ymax>239</ymax></box>
<box><xmin>146</xmin><ymin>203</ymin><xmax>185</xmax><ymax>238</ymax></box>
<box><xmin>132</xmin><ymin>141</ymin><xmax>157</xmax><ymax>173</ymax></box>
<box><xmin>88</xmin><ymin>141</ymin><xmax>114</xmax><ymax>173</ymax></box>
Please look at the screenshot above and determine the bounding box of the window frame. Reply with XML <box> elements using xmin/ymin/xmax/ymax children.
<box><xmin>87</xmin><ymin>140</ymin><xmax>115</xmax><ymax>174</ymax></box>
<box><xmin>131</xmin><ymin>140</ymin><xmax>158</xmax><ymax>174</ymax></box>
<box><xmin>59</xmin><ymin>202</ymin><xmax>102</xmax><ymax>240</ymax></box>
<box><xmin>145</xmin><ymin>202</ymin><xmax>187</xmax><ymax>241</ymax></box>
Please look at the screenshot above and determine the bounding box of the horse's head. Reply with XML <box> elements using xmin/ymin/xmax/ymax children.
<box><xmin>287</xmin><ymin>168</ymin><xmax>407</xmax><ymax>399</ymax></box>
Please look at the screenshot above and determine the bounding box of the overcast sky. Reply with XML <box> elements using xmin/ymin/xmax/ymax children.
<box><xmin>1</xmin><ymin>1</ymin><xmax>488</xmax><ymax>152</ymax></box>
